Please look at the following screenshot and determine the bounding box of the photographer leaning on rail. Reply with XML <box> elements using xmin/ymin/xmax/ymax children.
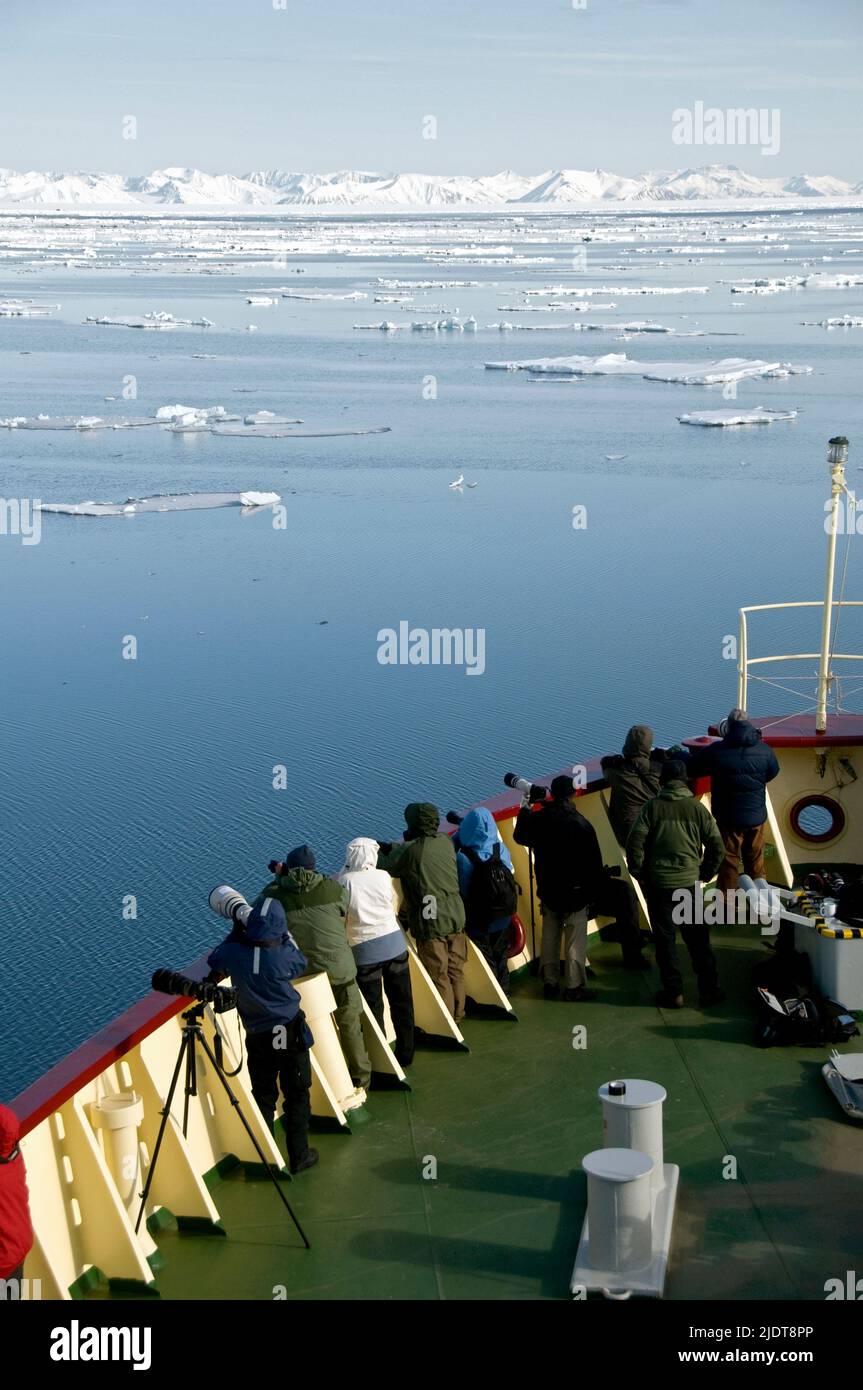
<box><xmin>687</xmin><ymin>708</ymin><xmax>780</xmax><ymax>896</ymax></box>
<box><xmin>513</xmin><ymin>774</ymin><xmax>603</xmax><ymax>1002</ymax></box>
<box><xmin>513</xmin><ymin>774</ymin><xmax>649</xmax><ymax>998</ymax></box>
<box><xmin>205</xmin><ymin>896</ymin><xmax>318</xmax><ymax>1174</ymax></box>
<box><xmin>600</xmin><ymin>723</ymin><xmax>691</xmax><ymax>848</ymax></box>
<box><xmin>377</xmin><ymin>803</ymin><xmax>468</xmax><ymax>1023</ymax></box>
<box><xmin>258</xmin><ymin>845</ymin><xmax>372</xmax><ymax>1097</ymax></box>
<box><xmin>626</xmin><ymin>760</ymin><xmax>725</xmax><ymax>1010</ymax></box>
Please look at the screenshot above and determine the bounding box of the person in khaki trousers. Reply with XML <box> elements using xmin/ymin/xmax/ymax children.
<box><xmin>689</xmin><ymin>710</ymin><xmax>780</xmax><ymax>895</ymax></box>
<box><xmin>377</xmin><ymin>803</ymin><xmax>468</xmax><ymax>1022</ymax></box>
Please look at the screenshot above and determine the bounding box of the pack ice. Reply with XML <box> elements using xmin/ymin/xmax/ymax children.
<box><xmin>677</xmin><ymin>407</ymin><xmax>799</xmax><ymax>426</ymax></box>
<box><xmin>484</xmin><ymin>352</ymin><xmax>812</xmax><ymax>384</ymax></box>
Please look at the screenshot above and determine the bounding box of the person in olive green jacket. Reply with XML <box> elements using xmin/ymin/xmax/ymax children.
<box><xmin>626</xmin><ymin>761</ymin><xmax>725</xmax><ymax>1011</ymax></box>
<box><xmin>256</xmin><ymin>844</ymin><xmax>371</xmax><ymax>1091</ymax></box>
<box><xmin>377</xmin><ymin>803</ymin><xmax>468</xmax><ymax>1022</ymax></box>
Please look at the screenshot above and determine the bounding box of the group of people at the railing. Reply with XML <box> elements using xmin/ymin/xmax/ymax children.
<box><xmin>205</xmin><ymin>803</ymin><xmax>522</xmax><ymax>1177</ymax></box>
<box><xmin>202</xmin><ymin>707</ymin><xmax>778</xmax><ymax>1184</ymax></box>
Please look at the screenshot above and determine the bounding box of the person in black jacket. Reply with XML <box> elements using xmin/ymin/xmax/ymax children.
<box><xmin>689</xmin><ymin>709</ymin><xmax>780</xmax><ymax>896</ymax></box>
<box><xmin>514</xmin><ymin>773</ymin><xmax>604</xmax><ymax>1001</ymax></box>
<box><xmin>600</xmin><ymin>725</ymin><xmax>690</xmax><ymax>848</ymax></box>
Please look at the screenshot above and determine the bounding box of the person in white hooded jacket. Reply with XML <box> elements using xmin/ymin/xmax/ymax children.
<box><xmin>337</xmin><ymin>837</ymin><xmax>415</xmax><ymax>1067</ymax></box>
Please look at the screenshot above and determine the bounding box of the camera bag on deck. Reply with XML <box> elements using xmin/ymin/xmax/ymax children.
<box><xmin>752</xmin><ymin>948</ymin><xmax>859</xmax><ymax>1048</ymax></box>
<box><xmin>463</xmin><ymin>843</ymin><xmax>518</xmax><ymax>930</ymax></box>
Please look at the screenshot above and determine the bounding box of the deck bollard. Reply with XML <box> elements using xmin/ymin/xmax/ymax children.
<box><xmin>572</xmin><ymin>1077</ymin><xmax>679</xmax><ymax>1297</ymax></box>
<box><xmin>599</xmin><ymin>1079</ymin><xmax>667</xmax><ymax>1195</ymax></box>
<box><xmin>582</xmin><ymin>1148</ymin><xmax>654</xmax><ymax>1274</ymax></box>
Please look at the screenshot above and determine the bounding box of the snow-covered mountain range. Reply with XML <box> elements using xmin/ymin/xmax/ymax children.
<box><xmin>0</xmin><ymin>164</ymin><xmax>859</xmax><ymax>208</ymax></box>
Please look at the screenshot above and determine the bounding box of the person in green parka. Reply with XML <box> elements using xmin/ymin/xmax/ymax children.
<box><xmin>377</xmin><ymin>803</ymin><xmax>468</xmax><ymax>1022</ymax></box>
<box><xmin>256</xmin><ymin>844</ymin><xmax>371</xmax><ymax>1091</ymax></box>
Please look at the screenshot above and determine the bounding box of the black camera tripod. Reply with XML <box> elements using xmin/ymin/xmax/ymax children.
<box><xmin>134</xmin><ymin>1002</ymin><xmax>310</xmax><ymax>1248</ymax></box>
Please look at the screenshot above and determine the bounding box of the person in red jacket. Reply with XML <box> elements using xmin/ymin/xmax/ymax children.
<box><xmin>0</xmin><ymin>1103</ymin><xmax>34</xmax><ymax>1298</ymax></box>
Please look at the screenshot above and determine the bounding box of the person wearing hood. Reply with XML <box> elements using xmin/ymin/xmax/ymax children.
<box><xmin>377</xmin><ymin>803</ymin><xmax>468</xmax><ymax>1022</ymax></box>
<box><xmin>207</xmin><ymin>895</ymin><xmax>318</xmax><ymax>1174</ymax></box>
<box><xmin>0</xmin><ymin>1102</ymin><xmax>34</xmax><ymax>1297</ymax></box>
<box><xmin>688</xmin><ymin>709</ymin><xmax>780</xmax><ymax>895</ymax></box>
<box><xmin>454</xmin><ymin>807</ymin><xmax>516</xmax><ymax>993</ymax></box>
<box><xmin>601</xmin><ymin>725</ymin><xmax>689</xmax><ymax>848</ymax></box>
<box><xmin>626</xmin><ymin>760</ymin><xmax>725</xmax><ymax>1009</ymax></box>
<box><xmin>513</xmin><ymin>773</ymin><xmax>603</xmax><ymax>1002</ymax></box>
<box><xmin>257</xmin><ymin>845</ymin><xmax>371</xmax><ymax>1094</ymax></box>
<box><xmin>337</xmin><ymin>837</ymin><xmax>415</xmax><ymax>1067</ymax></box>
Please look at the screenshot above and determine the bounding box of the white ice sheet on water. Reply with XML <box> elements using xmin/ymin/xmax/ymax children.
<box><xmin>484</xmin><ymin>352</ymin><xmax>812</xmax><ymax>384</ymax></box>
<box><xmin>38</xmin><ymin>491</ymin><xmax>281</xmax><ymax>517</ymax></box>
<box><xmin>677</xmin><ymin>407</ymin><xmax>798</xmax><ymax>426</ymax></box>
<box><xmin>210</xmin><ymin>424</ymin><xmax>392</xmax><ymax>438</ymax></box>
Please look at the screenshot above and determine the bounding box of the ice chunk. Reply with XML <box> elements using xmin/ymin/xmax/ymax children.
<box><xmin>154</xmin><ymin>404</ymin><xmax>232</xmax><ymax>422</ymax></box>
<box><xmin>39</xmin><ymin>490</ymin><xmax>282</xmax><ymax>517</ymax></box>
<box><xmin>485</xmin><ymin>353</ymin><xmax>812</xmax><ymax>385</ymax></box>
<box><xmin>210</xmin><ymin>424</ymin><xmax>392</xmax><ymax>438</ymax></box>
<box><xmin>805</xmin><ymin>315</ymin><xmax>863</xmax><ymax>328</ymax></box>
<box><xmin>243</xmin><ymin>411</ymin><xmax>304</xmax><ymax>424</ymax></box>
<box><xmin>678</xmin><ymin>407</ymin><xmax>799</xmax><ymax>426</ymax></box>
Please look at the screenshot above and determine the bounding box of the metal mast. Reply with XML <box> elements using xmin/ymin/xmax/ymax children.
<box><xmin>816</xmin><ymin>436</ymin><xmax>850</xmax><ymax>733</ymax></box>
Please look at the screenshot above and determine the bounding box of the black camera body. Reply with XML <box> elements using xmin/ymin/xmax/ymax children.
<box><xmin>152</xmin><ymin>968</ymin><xmax>237</xmax><ymax>1014</ymax></box>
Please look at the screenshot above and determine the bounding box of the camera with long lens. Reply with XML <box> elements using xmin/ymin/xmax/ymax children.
<box><xmin>504</xmin><ymin>772</ymin><xmax>547</xmax><ymax>804</ymax></box>
<box><xmin>208</xmin><ymin>883</ymin><xmax>252</xmax><ymax>929</ymax></box>
<box><xmin>151</xmin><ymin>968</ymin><xmax>237</xmax><ymax>1014</ymax></box>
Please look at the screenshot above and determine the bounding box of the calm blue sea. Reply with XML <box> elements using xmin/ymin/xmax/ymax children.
<box><xmin>2</xmin><ymin>209</ymin><xmax>862</xmax><ymax>1096</ymax></box>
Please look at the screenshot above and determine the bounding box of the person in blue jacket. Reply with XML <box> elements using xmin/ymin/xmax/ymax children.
<box><xmin>207</xmin><ymin>895</ymin><xmax>318</xmax><ymax>1175</ymax></box>
<box><xmin>688</xmin><ymin>709</ymin><xmax>780</xmax><ymax>895</ymax></box>
<box><xmin>454</xmin><ymin>807</ymin><xmax>515</xmax><ymax>993</ymax></box>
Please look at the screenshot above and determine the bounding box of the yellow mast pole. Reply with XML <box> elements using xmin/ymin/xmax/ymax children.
<box><xmin>817</xmin><ymin>436</ymin><xmax>849</xmax><ymax>733</ymax></box>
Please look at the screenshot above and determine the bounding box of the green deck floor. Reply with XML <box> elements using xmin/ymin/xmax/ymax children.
<box><xmin>111</xmin><ymin>925</ymin><xmax>863</xmax><ymax>1301</ymax></box>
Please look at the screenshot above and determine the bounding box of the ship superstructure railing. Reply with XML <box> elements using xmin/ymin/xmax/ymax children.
<box><xmin>738</xmin><ymin>437</ymin><xmax>861</xmax><ymax>732</ymax></box>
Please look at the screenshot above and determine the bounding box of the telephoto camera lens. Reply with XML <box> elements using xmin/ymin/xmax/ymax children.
<box><xmin>503</xmin><ymin>772</ymin><xmax>547</xmax><ymax>803</ymax></box>
<box><xmin>208</xmin><ymin>884</ymin><xmax>252</xmax><ymax>928</ymax></box>
<box><xmin>151</xmin><ymin>968</ymin><xmax>237</xmax><ymax>1014</ymax></box>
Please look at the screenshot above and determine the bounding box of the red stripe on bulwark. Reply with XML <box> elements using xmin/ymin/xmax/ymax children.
<box><xmin>10</xmin><ymin>954</ymin><xmax>212</xmax><ymax>1138</ymax></box>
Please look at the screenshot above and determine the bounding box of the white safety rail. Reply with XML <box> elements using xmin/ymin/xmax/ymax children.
<box><xmin>737</xmin><ymin>601</ymin><xmax>863</xmax><ymax>725</ymax></box>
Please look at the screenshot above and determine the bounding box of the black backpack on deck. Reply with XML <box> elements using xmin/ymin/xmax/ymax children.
<box><xmin>464</xmin><ymin>843</ymin><xmax>518</xmax><ymax>929</ymax></box>
<box><xmin>752</xmin><ymin>948</ymin><xmax>859</xmax><ymax>1048</ymax></box>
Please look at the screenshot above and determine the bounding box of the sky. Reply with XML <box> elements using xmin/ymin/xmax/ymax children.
<box><xmin>1</xmin><ymin>0</ymin><xmax>861</xmax><ymax>178</ymax></box>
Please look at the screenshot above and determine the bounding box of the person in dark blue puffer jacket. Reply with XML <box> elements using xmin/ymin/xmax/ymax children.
<box><xmin>207</xmin><ymin>895</ymin><xmax>318</xmax><ymax>1174</ymax></box>
<box><xmin>689</xmin><ymin>709</ymin><xmax>780</xmax><ymax>894</ymax></box>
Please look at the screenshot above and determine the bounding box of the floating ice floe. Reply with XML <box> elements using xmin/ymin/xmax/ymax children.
<box><xmin>353</xmin><ymin>321</ymin><xmax>402</xmax><ymax>331</ymax></box>
<box><xmin>677</xmin><ymin>407</ymin><xmax>799</xmax><ymax>427</ymax></box>
<box><xmin>85</xmin><ymin>311</ymin><xmax>214</xmax><ymax>329</ymax></box>
<box><xmin>525</xmin><ymin>285</ymin><xmax>708</xmax><ymax>297</ymax></box>
<box><xmin>2</xmin><ymin>413</ymin><xmax>162</xmax><ymax>430</ymax></box>
<box><xmin>246</xmin><ymin>295</ymin><xmax>277</xmax><ymax>305</ymax></box>
<box><xmin>243</xmin><ymin>411</ymin><xmax>304</xmax><ymax>425</ymax></box>
<box><xmin>802</xmin><ymin>315</ymin><xmax>863</xmax><ymax>328</ymax></box>
<box><xmin>154</xmin><ymin>404</ymin><xmax>234</xmax><ymax>423</ymax></box>
<box><xmin>38</xmin><ymin>491</ymin><xmax>281</xmax><ymax>518</ymax></box>
<box><xmin>210</xmin><ymin>424</ymin><xmax>392</xmax><ymax>438</ymax></box>
<box><xmin>800</xmin><ymin>273</ymin><xmax>863</xmax><ymax>289</ymax></box>
<box><xmin>0</xmin><ymin>299</ymin><xmax>60</xmax><ymax>317</ymax></box>
<box><xmin>280</xmin><ymin>290</ymin><xmax>367</xmax><ymax>301</ymax></box>
<box><xmin>484</xmin><ymin>352</ymin><xmax>812</xmax><ymax>385</ymax></box>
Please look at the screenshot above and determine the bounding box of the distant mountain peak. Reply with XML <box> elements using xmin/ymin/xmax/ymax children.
<box><xmin>0</xmin><ymin>164</ymin><xmax>857</xmax><ymax>208</ymax></box>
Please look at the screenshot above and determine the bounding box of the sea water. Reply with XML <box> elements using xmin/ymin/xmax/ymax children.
<box><xmin>2</xmin><ymin>207</ymin><xmax>862</xmax><ymax>1095</ymax></box>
